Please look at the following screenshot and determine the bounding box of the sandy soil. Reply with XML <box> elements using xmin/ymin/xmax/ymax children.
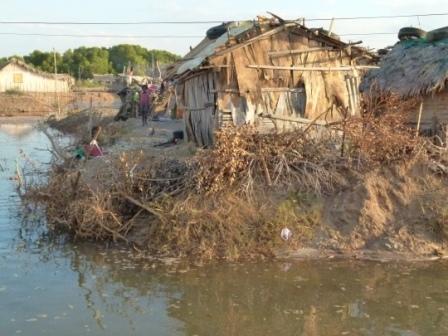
<box><xmin>107</xmin><ymin>117</ymin><xmax>193</xmax><ymax>159</ymax></box>
<box><xmin>272</xmin><ymin>162</ymin><xmax>448</xmax><ymax>261</ymax></box>
<box><xmin>77</xmin><ymin>116</ymin><xmax>194</xmax><ymax>196</ymax></box>
<box><xmin>0</xmin><ymin>91</ymin><xmax>119</xmax><ymax>117</ymax></box>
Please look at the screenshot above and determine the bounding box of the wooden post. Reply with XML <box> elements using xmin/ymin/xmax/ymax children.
<box><xmin>445</xmin><ymin>125</ymin><xmax>448</xmax><ymax>148</ymax></box>
<box><xmin>87</xmin><ymin>97</ymin><xmax>93</xmax><ymax>134</ymax></box>
<box><xmin>328</xmin><ymin>18</ymin><xmax>335</xmax><ymax>36</ymax></box>
<box><xmin>416</xmin><ymin>101</ymin><xmax>424</xmax><ymax>137</ymax></box>
<box><xmin>53</xmin><ymin>48</ymin><xmax>61</xmax><ymax>117</ymax></box>
<box><xmin>340</xmin><ymin>107</ymin><xmax>349</xmax><ymax>158</ymax></box>
<box><xmin>349</xmin><ymin>68</ymin><xmax>360</xmax><ymax>116</ymax></box>
<box><xmin>247</xmin><ymin>64</ymin><xmax>380</xmax><ymax>71</ymax></box>
<box><xmin>345</xmin><ymin>75</ymin><xmax>354</xmax><ymax>116</ymax></box>
<box><xmin>156</xmin><ymin>60</ymin><xmax>162</xmax><ymax>81</ymax></box>
<box><xmin>259</xmin><ymin>113</ymin><xmax>329</xmax><ymax>126</ymax></box>
<box><xmin>268</xmin><ymin>47</ymin><xmax>334</xmax><ymax>58</ymax></box>
<box><xmin>151</xmin><ymin>53</ymin><xmax>155</xmax><ymax>78</ymax></box>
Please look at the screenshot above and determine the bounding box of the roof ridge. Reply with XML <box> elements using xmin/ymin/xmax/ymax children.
<box><xmin>0</xmin><ymin>58</ymin><xmax>73</xmax><ymax>80</ymax></box>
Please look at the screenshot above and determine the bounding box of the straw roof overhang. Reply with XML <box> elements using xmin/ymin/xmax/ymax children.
<box><xmin>166</xmin><ymin>18</ymin><xmax>375</xmax><ymax>82</ymax></box>
<box><xmin>0</xmin><ymin>58</ymin><xmax>73</xmax><ymax>81</ymax></box>
<box><xmin>361</xmin><ymin>39</ymin><xmax>448</xmax><ymax>98</ymax></box>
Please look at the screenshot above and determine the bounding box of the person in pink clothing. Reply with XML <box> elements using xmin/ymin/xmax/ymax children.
<box><xmin>139</xmin><ymin>84</ymin><xmax>152</xmax><ymax>126</ymax></box>
<box><xmin>84</xmin><ymin>126</ymin><xmax>104</xmax><ymax>158</ymax></box>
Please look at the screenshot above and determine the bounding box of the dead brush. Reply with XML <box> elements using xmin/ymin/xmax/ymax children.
<box><xmin>26</xmin><ymin>150</ymin><xmax>190</xmax><ymax>243</ymax></box>
<box><xmin>344</xmin><ymin>112</ymin><xmax>420</xmax><ymax>166</ymax></box>
<box><xmin>343</xmin><ymin>92</ymin><xmax>422</xmax><ymax>167</ymax></box>
<box><xmin>26</xmin><ymin>166</ymin><xmax>127</xmax><ymax>241</ymax></box>
<box><xmin>144</xmin><ymin>191</ymin><xmax>288</xmax><ymax>260</ymax></box>
<box><xmin>194</xmin><ymin>126</ymin><xmax>345</xmax><ymax>196</ymax></box>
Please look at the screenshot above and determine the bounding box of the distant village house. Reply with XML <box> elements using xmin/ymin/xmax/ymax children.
<box><xmin>0</xmin><ymin>59</ymin><xmax>73</xmax><ymax>93</ymax></box>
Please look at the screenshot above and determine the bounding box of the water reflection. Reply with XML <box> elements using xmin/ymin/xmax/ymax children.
<box><xmin>1</xmin><ymin>123</ymin><xmax>448</xmax><ymax>336</ymax></box>
<box><xmin>56</xmin><ymin>243</ymin><xmax>448</xmax><ymax>336</ymax></box>
<box><xmin>0</xmin><ymin>123</ymin><xmax>35</xmax><ymax>138</ymax></box>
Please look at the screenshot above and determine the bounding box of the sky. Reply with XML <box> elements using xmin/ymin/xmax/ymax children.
<box><xmin>1</xmin><ymin>0</ymin><xmax>448</xmax><ymax>57</ymax></box>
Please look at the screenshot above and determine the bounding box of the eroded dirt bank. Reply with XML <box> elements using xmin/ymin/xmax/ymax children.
<box><xmin>0</xmin><ymin>91</ymin><xmax>119</xmax><ymax>117</ymax></box>
<box><xmin>25</xmin><ymin>108</ymin><xmax>448</xmax><ymax>262</ymax></box>
<box><xmin>301</xmin><ymin>163</ymin><xmax>448</xmax><ymax>259</ymax></box>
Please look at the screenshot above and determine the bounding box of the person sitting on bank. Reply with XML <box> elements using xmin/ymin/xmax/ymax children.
<box><xmin>84</xmin><ymin>126</ymin><xmax>104</xmax><ymax>157</ymax></box>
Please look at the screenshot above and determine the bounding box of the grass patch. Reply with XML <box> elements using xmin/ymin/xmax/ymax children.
<box><xmin>75</xmin><ymin>80</ymin><xmax>106</xmax><ymax>89</ymax></box>
<box><xmin>4</xmin><ymin>88</ymin><xmax>23</xmax><ymax>95</ymax></box>
<box><xmin>273</xmin><ymin>192</ymin><xmax>323</xmax><ymax>242</ymax></box>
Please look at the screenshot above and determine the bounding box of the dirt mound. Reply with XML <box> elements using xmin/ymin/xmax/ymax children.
<box><xmin>319</xmin><ymin>162</ymin><xmax>447</xmax><ymax>255</ymax></box>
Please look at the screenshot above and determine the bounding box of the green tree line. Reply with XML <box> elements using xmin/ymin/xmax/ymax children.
<box><xmin>0</xmin><ymin>44</ymin><xmax>181</xmax><ymax>79</ymax></box>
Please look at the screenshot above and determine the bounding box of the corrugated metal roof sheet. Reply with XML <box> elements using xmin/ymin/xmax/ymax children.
<box><xmin>176</xmin><ymin>21</ymin><xmax>254</xmax><ymax>75</ymax></box>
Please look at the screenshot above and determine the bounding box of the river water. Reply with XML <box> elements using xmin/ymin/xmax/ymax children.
<box><xmin>1</xmin><ymin>120</ymin><xmax>448</xmax><ymax>336</ymax></box>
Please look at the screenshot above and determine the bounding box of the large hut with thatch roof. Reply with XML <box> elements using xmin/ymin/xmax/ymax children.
<box><xmin>362</xmin><ymin>28</ymin><xmax>448</xmax><ymax>135</ymax></box>
<box><xmin>166</xmin><ymin>15</ymin><xmax>376</xmax><ymax>147</ymax></box>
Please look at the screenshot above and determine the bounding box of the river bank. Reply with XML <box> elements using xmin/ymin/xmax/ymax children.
<box><xmin>23</xmin><ymin>102</ymin><xmax>448</xmax><ymax>263</ymax></box>
<box><xmin>0</xmin><ymin>91</ymin><xmax>119</xmax><ymax>117</ymax></box>
<box><xmin>4</xmin><ymin>121</ymin><xmax>448</xmax><ymax>335</ymax></box>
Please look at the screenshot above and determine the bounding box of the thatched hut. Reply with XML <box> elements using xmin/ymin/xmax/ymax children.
<box><xmin>361</xmin><ymin>38</ymin><xmax>448</xmax><ymax>133</ymax></box>
<box><xmin>166</xmin><ymin>16</ymin><xmax>376</xmax><ymax>147</ymax></box>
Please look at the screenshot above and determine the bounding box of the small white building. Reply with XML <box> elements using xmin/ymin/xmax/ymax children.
<box><xmin>0</xmin><ymin>59</ymin><xmax>73</xmax><ymax>93</ymax></box>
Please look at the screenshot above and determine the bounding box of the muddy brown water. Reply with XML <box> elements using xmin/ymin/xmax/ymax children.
<box><xmin>1</xmin><ymin>121</ymin><xmax>448</xmax><ymax>336</ymax></box>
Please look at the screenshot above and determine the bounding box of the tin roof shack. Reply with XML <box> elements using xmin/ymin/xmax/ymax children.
<box><xmin>92</xmin><ymin>74</ymin><xmax>124</xmax><ymax>91</ymax></box>
<box><xmin>0</xmin><ymin>59</ymin><xmax>73</xmax><ymax>93</ymax></box>
<box><xmin>167</xmin><ymin>17</ymin><xmax>376</xmax><ymax>147</ymax></box>
<box><xmin>361</xmin><ymin>33</ymin><xmax>448</xmax><ymax>135</ymax></box>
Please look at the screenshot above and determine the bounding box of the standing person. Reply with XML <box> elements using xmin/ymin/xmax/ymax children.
<box><xmin>131</xmin><ymin>88</ymin><xmax>140</xmax><ymax>118</ymax></box>
<box><xmin>139</xmin><ymin>84</ymin><xmax>151</xmax><ymax>126</ymax></box>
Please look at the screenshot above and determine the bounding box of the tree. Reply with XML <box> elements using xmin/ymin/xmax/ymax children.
<box><xmin>148</xmin><ymin>49</ymin><xmax>181</xmax><ymax>64</ymax></box>
<box><xmin>109</xmin><ymin>44</ymin><xmax>181</xmax><ymax>75</ymax></box>
<box><xmin>67</xmin><ymin>47</ymin><xmax>112</xmax><ymax>79</ymax></box>
<box><xmin>24</xmin><ymin>50</ymin><xmax>66</xmax><ymax>73</ymax></box>
<box><xmin>109</xmin><ymin>44</ymin><xmax>149</xmax><ymax>75</ymax></box>
<box><xmin>0</xmin><ymin>55</ymin><xmax>26</xmax><ymax>67</ymax></box>
<box><xmin>11</xmin><ymin>44</ymin><xmax>181</xmax><ymax>78</ymax></box>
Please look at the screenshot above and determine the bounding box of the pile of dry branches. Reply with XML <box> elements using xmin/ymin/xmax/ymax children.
<box><xmin>344</xmin><ymin>93</ymin><xmax>421</xmax><ymax>166</ymax></box>
<box><xmin>194</xmin><ymin>126</ymin><xmax>345</xmax><ymax>196</ymax></box>
<box><xmin>344</xmin><ymin>112</ymin><xmax>419</xmax><ymax>165</ymax></box>
<box><xmin>26</xmin><ymin>151</ymin><xmax>189</xmax><ymax>242</ymax></box>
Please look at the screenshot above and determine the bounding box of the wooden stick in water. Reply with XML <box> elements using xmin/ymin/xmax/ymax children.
<box><xmin>416</xmin><ymin>101</ymin><xmax>424</xmax><ymax>137</ymax></box>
